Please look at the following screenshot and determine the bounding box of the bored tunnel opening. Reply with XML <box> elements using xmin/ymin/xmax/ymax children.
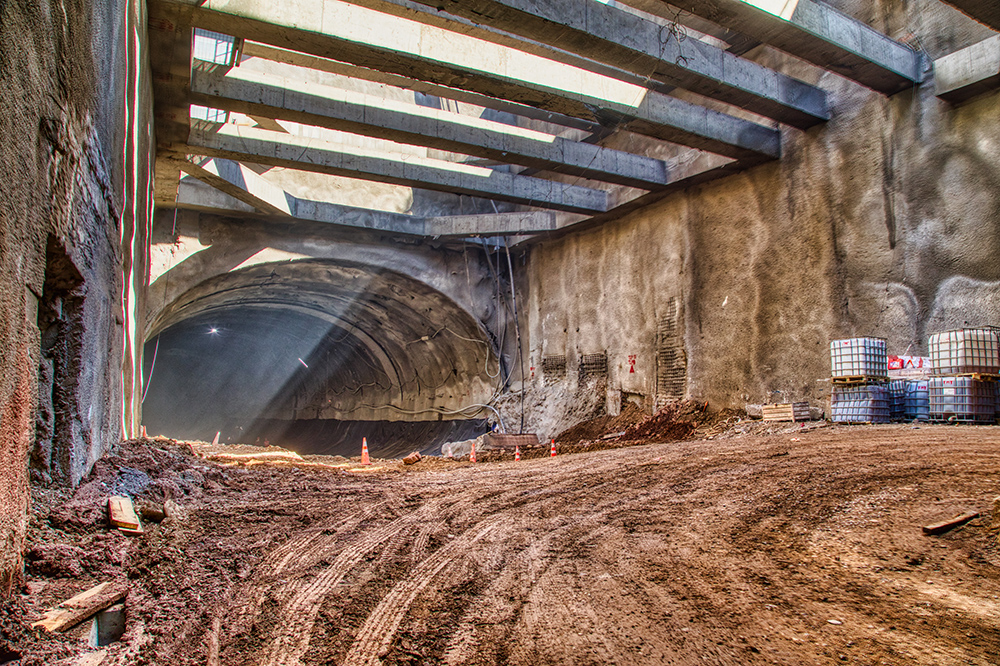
<box><xmin>141</xmin><ymin>305</ymin><xmax>489</xmax><ymax>457</ymax></box>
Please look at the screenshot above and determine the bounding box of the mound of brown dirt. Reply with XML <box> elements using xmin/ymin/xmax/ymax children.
<box><xmin>553</xmin><ymin>402</ymin><xmax>647</xmax><ymax>445</ymax></box>
<box><xmin>619</xmin><ymin>400</ymin><xmax>708</xmax><ymax>443</ymax></box>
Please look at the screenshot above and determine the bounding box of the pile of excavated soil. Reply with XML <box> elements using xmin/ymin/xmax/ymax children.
<box><xmin>553</xmin><ymin>402</ymin><xmax>647</xmax><ymax>445</ymax></box>
<box><xmin>4</xmin><ymin>426</ymin><xmax>1000</xmax><ymax>665</ymax></box>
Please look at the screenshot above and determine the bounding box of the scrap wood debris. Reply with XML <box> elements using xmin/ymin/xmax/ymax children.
<box><xmin>922</xmin><ymin>510</ymin><xmax>980</xmax><ymax>535</ymax></box>
<box><xmin>31</xmin><ymin>582</ymin><xmax>128</xmax><ymax>633</ymax></box>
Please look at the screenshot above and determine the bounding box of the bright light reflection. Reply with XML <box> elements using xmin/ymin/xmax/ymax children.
<box><xmin>742</xmin><ymin>0</ymin><xmax>800</xmax><ymax>20</ymax></box>
<box><xmin>269</xmin><ymin>0</ymin><xmax>649</xmax><ymax>110</ymax></box>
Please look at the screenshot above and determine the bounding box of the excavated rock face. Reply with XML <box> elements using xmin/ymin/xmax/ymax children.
<box><xmin>0</xmin><ymin>0</ymin><xmax>151</xmax><ymax>595</ymax></box>
<box><xmin>523</xmin><ymin>1</ymin><xmax>1000</xmax><ymax>418</ymax></box>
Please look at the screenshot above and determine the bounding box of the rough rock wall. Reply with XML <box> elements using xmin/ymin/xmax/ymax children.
<box><xmin>522</xmin><ymin>0</ymin><xmax>1000</xmax><ymax>426</ymax></box>
<box><xmin>0</xmin><ymin>0</ymin><xmax>152</xmax><ymax>595</ymax></box>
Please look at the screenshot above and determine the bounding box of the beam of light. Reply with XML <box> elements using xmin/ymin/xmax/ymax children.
<box><xmin>298</xmin><ymin>358</ymin><xmax>309</xmax><ymax>368</ymax></box>
<box><xmin>741</xmin><ymin>0</ymin><xmax>800</xmax><ymax>20</ymax></box>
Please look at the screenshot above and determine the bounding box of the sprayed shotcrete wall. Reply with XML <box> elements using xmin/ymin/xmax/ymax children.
<box><xmin>520</xmin><ymin>0</ymin><xmax>1000</xmax><ymax>437</ymax></box>
<box><xmin>0</xmin><ymin>0</ymin><xmax>152</xmax><ymax>595</ymax></box>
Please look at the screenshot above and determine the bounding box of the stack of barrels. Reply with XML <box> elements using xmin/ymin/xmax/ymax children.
<box><xmin>927</xmin><ymin>328</ymin><xmax>999</xmax><ymax>424</ymax></box>
<box><xmin>830</xmin><ymin>337</ymin><xmax>890</xmax><ymax>424</ymax></box>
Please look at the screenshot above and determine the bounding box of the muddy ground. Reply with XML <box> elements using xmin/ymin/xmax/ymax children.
<box><xmin>2</xmin><ymin>423</ymin><xmax>1000</xmax><ymax>665</ymax></box>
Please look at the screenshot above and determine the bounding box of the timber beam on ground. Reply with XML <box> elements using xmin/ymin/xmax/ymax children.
<box><xmin>189</xmin><ymin>67</ymin><xmax>674</xmax><ymax>190</ymax></box>
<box><xmin>939</xmin><ymin>0</ymin><xmax>1000</xmax><ymax>31</ymax></box>
<box><xmin>149</xmin><ymin>0</ymin><xmax>780</xmax><ymax>161</ymax></box>
<box><xmin>622</xmin><ymin>0</ymin><xmax>923</xmax><ymax>95</ymax></box>
<box><xmin>170</xmin><ymin>158</ymin><xmax>569</xmax><ymax>237</ymax></box>
<box><xmin>352</xmin><ymin>0</ymin><xmax>829</xmax><ymax>129</ymax></box>
<box><xmin>168</xmin><ymin>126</ymin><xmax>611</xmax><ymax>214</ymax></box>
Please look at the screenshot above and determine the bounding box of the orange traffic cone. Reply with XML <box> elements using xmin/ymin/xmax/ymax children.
<box><xmin>361</xmin><ymin>437</ymin><xmax>371</xmax><ymax>465</ymax></box>
<box><xmin>470</xmin><ymin>441</ymin><xmax>477</xmax><ymax>463</ymax></box>
<box><xmin>550</xmin><ymin>439</ymin><xmax>557</xmax><ymax>457</ymax></box>
<box><xmin>514</xmin><ymin>445</ymin><xmax>521</xmax><ymax>462</ymax></box>
<box><xmin>141</xmin><ymin>426</ymin><xmax>148</xmax><ymax>438</ymax></box>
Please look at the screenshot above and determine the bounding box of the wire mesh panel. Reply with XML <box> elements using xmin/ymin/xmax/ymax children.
<box><xmin>541</xmin><ymin>355</ymin><xmax>566</xmax><ymax>384</ymax></box>
<box><xmin>831</xmin><ymin>384</ymin><xmax>890</xmax><ymax>423</ymax></box>
<box><xmin>904</xmin><ymin>381</ymin><xmax>930</xmax><ymax>422</ymax></box>
<box><xmin>655</xmin><ymin>297</ymin><xmax>686</xmax><ymax>409</ymax></box>
<box><xmin>928</xmin><ymin>328</ymin><xmax>1000</xmax><ymax>375</ymax></box>
<box><xmin>929</xmin><ymin>377</ymin><xmax>997</xmax><ymax>423</ymax></box>
<box><xmin>830</xmin><ymin>337</ymin><xmax>888</xmax><ymax>379</ymax></box>
<box><xmin>579</xmin><ymin>352</ymin><xmax>608</xmax><ymax>379</ymax></box>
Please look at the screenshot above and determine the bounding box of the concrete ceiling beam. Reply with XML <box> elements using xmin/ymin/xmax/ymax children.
<box><xmin>939</xmin><ymin>0</ymin><xmax>1000</xmax><ymax>31</ymax></box>
<box><xmin>240</xmin><ymin>42</ymin><xmax>603</xmax><ymax>134</ymax></box>
<box><xmin>354</xmin><ymin>0</ymin><xmax>828</xmax><ymax>128</ymax></box>
<box><xmin>148</xmin><ymin>2</ymin><xmax>195</xmax><ymax>151</ymax></box>
<box><xmin>150</xmin><ymin>0</ymin><xmax>780</xmax><ymax>161</ymax></box>
<box><xmin>621</xmin><ymin>0</ymin><xmax>923</xmax><ymax>95</ymax></box>
<box><xmin>174</xmin><ymin>158</ymin><xmax>566</xmax><ymax>236</ymax></box>
<box><xmin>189</xmin><ymin>68</ymin><xmax>673</xmax><ymax>190</ymax></box>
<box><xmin>169</xmin><ymin>126</ymin><xmax>610</xmax><ymax>214</ymax></box>
<box><xmin>935</xmin><ymin>35</ymin><xmax>1000</xmax><ymax>103</ymax></box>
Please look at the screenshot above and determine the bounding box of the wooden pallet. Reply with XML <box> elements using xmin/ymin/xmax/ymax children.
<box><xmin>762</xmin><ymin>402</ymin><xmax>812</xmax><ymax>422</ymax></box>
<box><xmin>832</xmin><ymin>375</ymin><xmax>887</xmax><ymax>385</ymax></box>
<box><xmin>482</xmin><ymin>433</ymin><xmax>541</xmax><ymax>450</ymax></box>
<box><xmin>948</xmin><ymin>373</ymin><xmax>1000</xmax><ymax>382</ymax></box>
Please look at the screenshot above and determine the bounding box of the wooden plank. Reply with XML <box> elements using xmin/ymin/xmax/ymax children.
<box><xmin>108</xmin><ymin>496</ymin><xmax>143</xmax><ymax>534</ymax></box>
<box><xmin>922</xmin><ymin>511</ymin><xmax>980</xmax><ymax>535</ymax></box>
<box><xmin>483</xmin><ymin>433</ymin><xmax>541</xmax><ymax>450</ymax></box>
<box><xmin>32</xmin><ymin>582</ymin><xmax>129</xmax><ymax>633</ymax></box>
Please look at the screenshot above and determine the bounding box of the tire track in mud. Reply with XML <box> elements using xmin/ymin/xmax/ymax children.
<box><xmin>205</xmin><ymin>427</ymin><xmax>1000</xmax><ymax>666</ymax></box>
<box><xmin>260</xmin><ymin>495</ymin><xmax>460</xmax><ymax>666</ymax></box>
<box><xmin>218</xmin><ymin>502</ymin><xmax>388</xmax><ymax>644</ymax></box>
<box><xmin>340</xmin><ymin>518</ymin><xmax>506</xmax><ymax>666</ymax></box>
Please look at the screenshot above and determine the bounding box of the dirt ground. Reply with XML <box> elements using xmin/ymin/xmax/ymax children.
<box><xmin>3</xmin><ymin>422</ymin><xmax>1000</xmax><ymax>665</ymax></box>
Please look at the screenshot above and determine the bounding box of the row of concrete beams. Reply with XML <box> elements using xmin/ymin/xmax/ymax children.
<box><xmin>164</xmin><ymin>124</ymin><xmax>610</xmax><ymax>214</ymax></box>
<box><xmin>940</xmin><ymin>0</ymin><xmax>1000</xmax><ymax>31</ymax></box>
<box><xmin>240</xmin><ymin>42</ymin><xmax>603</xmax><ymax>134</ymax></box>
<box><xmin>622</xmin><ymin>0</ymin><xmax>923</xmax><ymax>95</ymax></box>
<box><xmin>174</xmin><ymin>157</ymin><xmax>568</xmax><ymax>237</ymax></box>
<box><xmin>353</xmin><ymin>0</ymin><xmax>828</xmax><ymax>128</ymax></box>
<box><xmin>152</xmin><ymin>0</ymin><xmax>781</xmax><ymax>162</ymax></box>
<box><xmin>189</xmin><ymin>67</ymin><xmax>676</xmax><ymax>190</ymax></box>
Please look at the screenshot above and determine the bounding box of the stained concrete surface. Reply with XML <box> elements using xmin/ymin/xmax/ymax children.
<box><xmin>0</xmin><ymin>0</ymin><xmax>152</xmax><ymax>594</ymax></box>
<box><xmin>519</xmin><ymin>0</ymin><xmax>1000</xmax><ymax>429</ymax></box>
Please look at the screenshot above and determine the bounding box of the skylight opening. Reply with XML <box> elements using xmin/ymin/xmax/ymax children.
<box><xmin>741</xmin><ymin>0</ymin><xmax>800</xmax><ymax>20</ymax></box>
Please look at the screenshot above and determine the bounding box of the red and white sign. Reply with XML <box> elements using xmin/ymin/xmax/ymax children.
<box><xmin>888</xmin><ymin>355</ymin><xmax>931</xmax><ymax>378</ymax></box>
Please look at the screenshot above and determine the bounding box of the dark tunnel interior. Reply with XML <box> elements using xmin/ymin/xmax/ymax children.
<box><xmin>141</xmin><ymin>305</ymin><xmax>489</xmax><ymax>457</ymax></box>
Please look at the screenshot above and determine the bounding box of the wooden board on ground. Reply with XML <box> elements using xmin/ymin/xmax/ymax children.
<box><xmin>923</xmin><ymin>510</ymin><xmax>980</xmax><ymax>535</ymax></box>
<box><xmin>32</xmin><ymin>582</ymin><xmax>128</xmax><ymax>633</ymax></box>
<box><xmin>108</xmin><ymin>496</ymin><xmax>143</xmax><ymax>534</ymax></box>
<box><xmin>483</xmin><ymin>433</ymin><xmax>541</xmax><ymax>450</ymax></box>
<box><xmin>762</xmin><ymin>402</ymin><xmax>812</xmax><ymax>423</ymax></box>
